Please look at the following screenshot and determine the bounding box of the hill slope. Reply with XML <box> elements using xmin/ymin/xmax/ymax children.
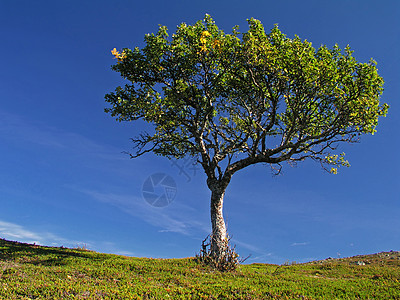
<box><xmin>0</xmin><ymin>238</ymin><xmax>399</xmax><ymax>299</ymax></box>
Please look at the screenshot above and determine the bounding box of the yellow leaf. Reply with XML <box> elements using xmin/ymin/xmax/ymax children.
<box><xmin>111</xmin><ymin>48</ymin><xmax>126</xmax><ymax>62</ymax></box>
<box><xmin>212</xmin><ymin>39</ymin><xmax>221</xmax><ymax>51</ymax></box>
<box><xmin>201</xmin><ymin>31</ymin><xmax>211</xmax><ymax>37</ymax></box>
<box><xmin>111</xmin><ymin>48</ymin><xmax>120</xmax><ymax>57</ymax></box>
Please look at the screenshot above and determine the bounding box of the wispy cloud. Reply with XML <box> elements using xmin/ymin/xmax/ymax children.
<box><xmin>0</xmin><ymin>219</ymin><xmax>83</xmax><ymax>247</ymax></box>
<box><xmin>291</xmin><ymin>242</ymin><xmax>309</xmax><ymax>246</ymax></box>
<box><xmin>231</xmin><ymin>238</ymin><xmax>264</xmax><ymax>253</ymax></box>
<box><xmin>223</xmin><ymin>241</ymin><xmax>289</xmax><ymax>264</ymax></box>
<box><xmin>78</xmin><ymin>188</ymin><xmax>282</xmax><ymax>262</ymax></box>
<box><xmin>0</xmin><ymin>219</ymin><xmax>139</xmax><ymax>256</ymax></box>
<box><xmin>115</xmin><ymin>250</ymin><xmax>136</xmax><ymax>256</ymax></box>
<box><xmin>94</xmin><ymin>241</ymin><xmax>136</xmax><ymax>257</ymax></box>
<box><xmin>78</xmin><ymin>188</ymin><xmax>209</xmax><ymax>236</ymax></box>
<box><xmin>0</xmin><ymin>220</ymin><xmax>42</xmax><ymax>243</ymax></box>
<box><xmin>0</xmin><ymin>109</ymin><xmax>124</xmax><ymax>161</ymax></box>
<box><xmin>230</xmin><ymin>239</ymin><xmax>273</xmax><ymax>263</ymax></box>
<box><xmin>0</xmin><ymin>110</ymin><xmax>64</xmax><ymax>148</ymax></box>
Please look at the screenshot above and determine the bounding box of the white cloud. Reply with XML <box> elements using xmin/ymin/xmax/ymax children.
<box><xmin>114</xmin><ymin>250</ymin><xmax>135</xmax><ymax>256</ymax></box>
<box><xmin>0</xmin><ymin>219</ymin><xmax>140</xmax><ymax>257</ymax></box>
<box><xmin>0</xmin><ymin>220</ymin><xmax>42</xmax><ymax>243</ymax></box>
<box><xmin>230</xmin><ymin>239</ymin><xmax>273</xmax><ymax>262</ymax></box>
<box><xmin>291</xmin><ymin>242</ymin><xmax>309</xmax><ymax>246</ymax></box>
<box><xmin>77</xmin><ymin>189</ymin><xmax>283</xmax><ymax>262</ymax></box>
<box><xmin>93</xmin><ymin>241</ymin><xmax>136</xmax><ymax>257</ymax></box>
<box><xmin>231</xmin><ymin>238</ymin><xmax>264</xmax><ymax>253</ymax></box>
<box><xmin>78</xmin><ymin>188</ymin><xmax>209</xmax><ymax>236</ymax></box>
<box><xmin>0</xmin><ymin>109</ymin><xmax>124</xmax><ymax>161</ymax></box>
<box><xmin>248</xmin><ymin>253</ymin><xmax>274</xmax><ymax>263</ymax></box>
<box><xmin>0</xmin><ymin>219</ymin><xmax>85</xmax><ymax>248</ymax></box>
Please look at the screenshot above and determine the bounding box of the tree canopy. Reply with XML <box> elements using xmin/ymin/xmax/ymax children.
<box><xmin>105</xmin><ymin>15</ymin><xmax>388</xmax><ymax>268</ymax></box>
<box><xmin>106</xmin><ymin>15</ymin><xmax>388</xmax><ymax>178</ymax></box>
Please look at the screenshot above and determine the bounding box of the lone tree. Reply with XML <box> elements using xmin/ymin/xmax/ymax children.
<box><xmin>105</xmin><ymin>15</ymin><xmax>388</xmax><ymax>268</ymax></box>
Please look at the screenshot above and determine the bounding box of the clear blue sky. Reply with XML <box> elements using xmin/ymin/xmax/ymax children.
<box><xmin>0</xmin><ymin>0</ymin><xmax>399</xmax><ymax>264</ymax></box>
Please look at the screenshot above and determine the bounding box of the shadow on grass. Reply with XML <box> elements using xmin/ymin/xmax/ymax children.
<box><xmin>0</xmin><ymin>238</ymin><xmax>105</xmax><ymax>267</ymax></box>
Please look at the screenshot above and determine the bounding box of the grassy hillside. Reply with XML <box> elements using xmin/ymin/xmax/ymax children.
<box><xmin>0</xmin><ymin>238</ymin><xmax>399</xmax><ymax>299</ymax></box>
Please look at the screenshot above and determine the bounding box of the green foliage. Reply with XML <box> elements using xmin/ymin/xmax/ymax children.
<box><xmin>105</xmin><ymin>15</ymin><xmax>388</xmax><ymax>174</ymax></box>
<box><xmin>1</xmin><ymin>239</ymin><xmax>400</xmax><ymax>299</ymax></box>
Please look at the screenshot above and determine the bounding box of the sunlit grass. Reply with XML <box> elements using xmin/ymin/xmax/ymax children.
<box><xmin>1</xmin><ymin>238</ymin><xmax>399</xmax><ymax>299</ymax></box>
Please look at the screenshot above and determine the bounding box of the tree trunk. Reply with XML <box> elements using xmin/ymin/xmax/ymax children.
<box><xmin>210</xmin><ymin>186</ymin><xmax>228</xmax><ymax>260</ymax></box>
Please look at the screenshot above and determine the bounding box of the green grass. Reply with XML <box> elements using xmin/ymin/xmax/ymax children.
<box><xmin>0</xmin><ymin>239</ymin><xmax>399</xmax><ymax>299</ymax></box>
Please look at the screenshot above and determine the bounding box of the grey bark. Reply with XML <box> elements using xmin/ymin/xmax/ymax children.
<box><xmin>210</xmin><ymin>188</ymin><xmax>227</xmax><ymax>258</ymax></box>
<box><xmin>207</xmin><ymin>177</ymin><xmax>231</xmax><ymax>259</ymax></box>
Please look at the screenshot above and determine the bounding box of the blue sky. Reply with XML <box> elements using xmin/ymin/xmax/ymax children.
<box><xmin>0</xmin><ymin>0</ymin><xmax>399</xmax><ymax>264</ymax></box>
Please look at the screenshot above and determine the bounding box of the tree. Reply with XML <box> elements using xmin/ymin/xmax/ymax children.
<box><xmin>105</xmin><ymin>15</ymin><xmax>388</xmax><ymax>268</ymax></box>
